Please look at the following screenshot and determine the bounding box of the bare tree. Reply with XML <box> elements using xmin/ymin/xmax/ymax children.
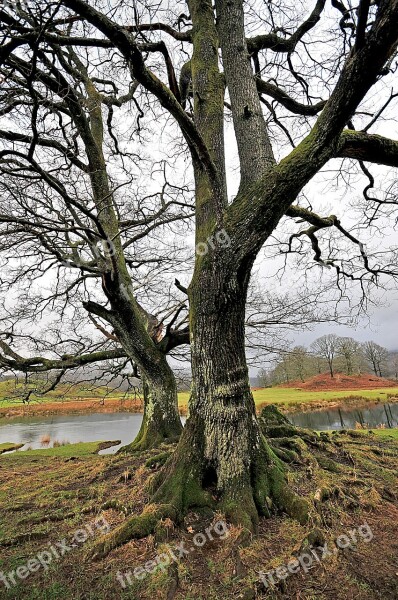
<box><xmin>337</xmin><ymin>337</ymin><xmax>361</xmax><ymax>375</ymax></box>
<box><xmin>0</xmin><ymin>3</ymin><xmax>194</xmax><ymax>448</ymax></box>
<box><xmin>257</xmin><ymin>367</ymin><xmax>270</xmax><ymax>388</ymax></box>
<box><xmin>388</xmin><ymin>352</ymin><xmax>398</xmax><ymax>379</ymax></box>
<box><xmin>362</xmin><ymin>341</ymin><xmax>389</xmax><ymax>377</ymax></box>
<box><xmin>311</xmin><ymin>334</ymin><xmax>340</xmax><ymax>378</ymax></box>
<box><xmin>1</xmin><ymin>0</ymin><xmax>398</xmax><ymax>556</ymax></box>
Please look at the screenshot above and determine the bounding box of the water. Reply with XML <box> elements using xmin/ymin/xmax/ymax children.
<box><xmin>0</xmin><ymin>412</ymin><xmax>145</xmax><ymax>455</ymax></box>
<box><xmin>0</xmin><ymin>403</ymin><xmax>397</xmax><ymax>456</ymax></box>
<box><xmin>289</xmin><ymin>403</ymin><xmax>398</xmax><ymax>431</ymax></box>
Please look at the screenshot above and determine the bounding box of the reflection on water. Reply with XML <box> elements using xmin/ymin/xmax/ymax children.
<box><xmin>0</xmin><ymin>403</ymin><xmax>396</xmax><ymax>456</ymax></box>
<box><xmin>289</xmin><ymin>403</ymin><xmax>398</xmax><ymax>431</ymax></box>
<box><xmin>0</xmin><ymin>413</ymin><xmax>145</xmax><ymax>454</ymax></box>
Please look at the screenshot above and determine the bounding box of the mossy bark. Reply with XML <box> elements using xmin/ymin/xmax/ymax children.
<box><xmin>119</xmin><ymin>371</ymin><xmax>182</xmax><ymax>452</ymax></box>
<box><xmin>150</xmin><ymin>262</ymin><xmax>309</xmax><ymax>530</ymax></box>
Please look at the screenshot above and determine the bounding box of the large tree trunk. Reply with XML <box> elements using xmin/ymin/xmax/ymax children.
<box><xmin>151</xmin><ymin>259</ymin><xmax>308</xmax><ymax>529</ymax></box>
<box><xmin>120</xmin><ymin>362</ymin><xmax>182</xmax><ymax>452</ymax></box>
<box><xmin>90</xmin><ymin>281</ymin><xmax>183</xmax><ymax>452</ymax></box>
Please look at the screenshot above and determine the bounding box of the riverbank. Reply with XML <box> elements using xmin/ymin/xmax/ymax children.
<box><xmin>0</xmin><ymin>397</ymin><xmax>144</xmax><ymax>419</ymax></box>
<box><xmin>1</xmin><ymin>431</ymin><xmax>397</xmax><ymax>599</ymax></box>
<box><xmin>1</xmin><ymin>387</ymin><xmax>398</xmax><ymax>420</ymax></box>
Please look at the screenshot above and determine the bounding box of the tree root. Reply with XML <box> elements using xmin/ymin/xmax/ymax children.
<box><xmin>145</xmin><ymin>451</ymin><xmax>172</xmax><ymax>469</ymax></box>
<box><xmin>117</xmin><ymin>431</ymin><xmax>179</xmax><ymax>454</ymax></box>
<box><xmin>88</xmin><ymin>503</ymin><xmax>176</xmax><ymax>560</ymax></box>
<box><xmin>90</xmin><ymin>407</ymin><xmax>320</xmax><ymax>558</ymax></box>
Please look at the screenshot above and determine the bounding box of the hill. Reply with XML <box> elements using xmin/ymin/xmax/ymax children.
<box><xmin>279</xmin><ymin>372</ymin><xmax>398</xmax><ymax>391</ymax></box>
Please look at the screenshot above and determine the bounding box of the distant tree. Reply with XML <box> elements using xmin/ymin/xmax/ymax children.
<box><xmin>337</xmin><ymin>337</ymin><xmax>361</xmax><ymax>375</ymax></box>
<box><xmin>362</xmin><ymin>341</ymin><xmax>389</xmax><ymax>377</ymax></box>
<box><xmin>311</xmin><ymin>334</ymin><xmax>339</xmax><ymax>378</ymax></box>
<box><xmin>257</xmin><ymin>368</ymin><xmax>270</xmax><ymax>388</ymax></box>
<box><xmin>389</xmin><ymin>352</ymin><xmax>398</xmax><ymax>379</ymax></box>
<box><xmin>290</xmin><ymin>346</ymin><xmax>309</xmax><ymax>382</ymax></box>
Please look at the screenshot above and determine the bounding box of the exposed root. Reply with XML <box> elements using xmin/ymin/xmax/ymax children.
<box><xmin>117</xmin><ymin>430</ymin><xmax>179</xmax><ymax>454</ymax></box>
<box><xmin>88</xmin><ymin>503</ymin><xmax>176</xmax><ymax>560</ymax></box>
<box><xmin>90</xmin><ymin>406</ymin><xmax>335</xmax><ymax>558</ymax></box>
<box><xmin>145</xmin><ymin>451</ymin><xmax>172</xmax><ymax>469</ymax></box>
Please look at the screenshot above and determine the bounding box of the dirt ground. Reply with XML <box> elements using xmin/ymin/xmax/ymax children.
<box><xmin>0</xmin><ymin>429</ymin><xmax>397</xmax><ymax>600</ymax></box>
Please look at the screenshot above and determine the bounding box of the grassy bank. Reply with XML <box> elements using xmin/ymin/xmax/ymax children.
<box><xmin>181</xmin><ymin>386</ymin><xmax>398</xmax><ymax>413</ymax></box>
<box><xmin>1</xmin><ymin>381</ymin><xmax>398</xmax><ymax>419</ymax></box>
<box><xmin>0</xmin><ymin>432</ymin><xmax>397</xmax><ymax>599</ymax></box>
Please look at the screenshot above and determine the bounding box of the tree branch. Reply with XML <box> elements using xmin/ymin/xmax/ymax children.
<box><xmin>336</xmin><ymin>130</ymin><xmax>398</xmax><ymax>167</ymax></box>
<box><xmin>256</xmin><ymin>79</ymin><xmax>326</xmax><ymax>116</ymax></box>
<box><xmin>61</xmin><ymin>0</ymin><xmax>216</xmax><ymax>179</ymax></box>
<box><xmin>247</xmin><ymin>0</ymin><xmax>326</xmax><ymax>54</ymax></box>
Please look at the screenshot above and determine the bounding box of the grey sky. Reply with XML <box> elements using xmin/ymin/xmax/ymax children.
<box><xmin>292</xmin><ymin>294</ymin><xmax>398</xmax><ymax>351</ymax></box>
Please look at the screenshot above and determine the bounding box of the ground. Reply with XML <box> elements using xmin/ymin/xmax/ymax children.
<box><xmin>1</xmin><ymin>373</ymin><xmax>398</xmax><ymax>419</ymax></box>
<box><xmin>0</xmin><ymin>428</ymin><xmax>397</xmax><ymax>599</ymax></box>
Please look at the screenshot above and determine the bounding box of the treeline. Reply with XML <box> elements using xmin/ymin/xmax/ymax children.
<box><xmin>259</xmin><ymin>335</ymin><xmax>398</xmax><ymax>386</ymax></box>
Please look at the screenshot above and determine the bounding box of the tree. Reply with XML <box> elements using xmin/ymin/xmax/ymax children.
<box><xmin>1</xmin><ymin>0</ymin><xmax>398</xmax><ymax>556</ymax></box>
<box><xmin>311</xmin><ymin>334</ymin><xmax>340</xmax><ymax>378</ymax></box>
<box><xmin>337</xmin><ymin>337</ymin><xmax>361</xmax><ymax>375</ymax></box>
<box><xmin>362</xmin><ymin>341</ymin><xmax>389</xmax><ymax>377</ymax></box>
<box><xmin>0</xmin><ymin>8</ymin><xmax>191</xmax><ymax>447</ymax></box>
<box><xmin>245</xmin><ymin>282</ymin><xmax>350</xmax><ymax>368</ymax></box>
<box><xmin>388</xmin><ymin>352</ymin><xmax>398</xmax><ymax>379</ymax></box>
<box><xmin>257</xmin><ymin>368</ymin><xmax>270</xmax><ymax>388</ymax></box>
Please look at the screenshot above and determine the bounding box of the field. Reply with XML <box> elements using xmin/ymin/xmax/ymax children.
<box><xmin>180</xmin><ymin>385</ymin><xmax>398</xmax><ymax>413</ymax></box>
<box><xmin>1</xmin><ymin>375</ymin><xmax>398</xmax><ymax>418</ymax></box>
<box><xmin>0</xmin><ymin>379</ymin><xmax>126</xmax><ymax>407</ymax></box>
<box><xmin>0</xmin><ymin>430</ymin><xmax>397</xmax><ymax>599</ymax></box>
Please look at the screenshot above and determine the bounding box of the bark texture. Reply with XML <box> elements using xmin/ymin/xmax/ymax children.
<box><xmin>119</xmin><ymin>371</ymin><xmax>182</xmax><ymax>452</ymax></box>
<box><xmin>150</xmin><ymin>254</ymin><xmax>308</xmax><ymax>529</ymax></box>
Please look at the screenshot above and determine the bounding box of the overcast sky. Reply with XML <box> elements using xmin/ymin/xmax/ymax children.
<box><xmin>292</xmin><ymin>294</ymin><xmax>398</xmax><ymax>351</ymax></box>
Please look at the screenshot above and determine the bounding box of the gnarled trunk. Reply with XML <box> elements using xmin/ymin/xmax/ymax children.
<box><xmin>152</xmin><ymin>260</ymin><xmax>308</xmax><ymax>528</ymax></box>
<box><xmin>97</xmin><ymin>283</ymin><xmax>183</xmax><ymax>452</ymax></box>
<box><xmin>120</xmin><ymin>363</ymin><xmax>182</xmax><ymax>452</ymax></box>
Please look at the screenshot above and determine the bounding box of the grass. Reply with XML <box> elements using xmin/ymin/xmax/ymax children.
<box><xmin>0</xmin><ymin>442</ymin><xmax>24</xmax><ymax>454</ymax></box>
<box><xmin>0</xmin><ymin>431</ymin><xmax>397</xmax><ymax>599</ymax></box>
<box><xmin>179</xmin><ymin>386</ymin><xmax>398</xmax><ymax>410</ymax></box>
<box><xmin>368</xmin><ymin>428</ymin><xmax>398</xmax><ymax>440</ymax></box>
<box><xmin>0</xmin><ymin>379</ymin><xmax>125</xmax><ymax>408</ymax></box>
<box><xmin>0</xmin><ymin>441</ymin><xmax>119</xmax><ymax>458</ymax></box>
<box><xmin>1</xmin><ymin>378</ymin><xmax>398</xmax><ymax>413</ymax></box>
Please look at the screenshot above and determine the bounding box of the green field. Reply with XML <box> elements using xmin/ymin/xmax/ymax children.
<box><xmin>0</xmin><ymin>442</ymin><xmax>24</xmax><ymax>454</ymax></box>
<box><xmin>0</xmin><ymin>379</ymin><xmax>124</xmax><ymax>408</ymax></box>
<box><xmin>179</xmin><ymin>386</ymin><xmax>398</xmax><ymax>410</ymax></box>
<box><xmin>367</xmin><ymin>428</ymin><xmax>398</xmax><ymax>440</ymax></box>
<box><xmin>1</xmin><ymin>377</ymin><xmax>398</xmax><ymax>412</ymax></box>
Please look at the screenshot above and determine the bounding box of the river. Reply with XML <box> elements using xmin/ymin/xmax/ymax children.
<box><xmin>0</xmin><ymin>402</ymin><xmax>397</xmax><ymax>455</ymax></box>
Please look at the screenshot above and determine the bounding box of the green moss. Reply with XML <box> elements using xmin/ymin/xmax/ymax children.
<box><xmin>259</xmin><ymin>404</ymin><xmax>291</xmax><ymax>426</ymax></box>
<box><xmin>219</xmin><ymin>489</ymin><xmax>259</xmax><ymax>531</ymax></box>
<box><xmin>0</xmin><ymin>442</ymin><xmax>24</xmax><ymax>454</ymax></box>
<box><xmin>89</xmin><ymin>504</ymin><xmax>173</xmax><ymax>560</ymax></box>
<box><xmin>145</xmin><ymin>452</ymin><xmax>172</xmax><ymax>468</ymax></box>
<box><xmin>0</xmin><ymin>441</ymin><xmax>117</xmax><ymax>458</ymax></box>
<box><xmin>252</xmin><ymin>438</ymin><xmax>309</xmax><ymax>525</ymax></box>
<box><xmin>316</xmin><ymin>455</ymin><xmax>341</xmax><ymax>473</ymax></box>
<box><xmin>151</xmin><ymin>459</ymin><xmax>212</xmax><ymax>515</ymax></box>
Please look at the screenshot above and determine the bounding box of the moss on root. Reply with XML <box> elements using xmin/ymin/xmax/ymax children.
<box><xmin>150</xmin><ymin>452</ymin><xmax>213</xmax><ymax>514</ymax></box>
<box><xmin>145</xmin><ymin>452</ymin><xmax>172</xmax><ymax>469</ymax></box>
<box><xmin>89</xmin><ymin>504</ymin><xmax>175</xmax><ymax>560</ymax></box>
<box><xmin>252</xmin><ymin>436</ymin><xmax>310</xmax><ymax>526</ymax></box>
<box><xmin>88</xmin><ymin>408</ymin><xmax>319</xmax><ymax>558</ymax></box>
<box><xmin>118</xmin><ymin>424</ymin><xmax>180</xmax><ymax>454</ymax></box>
